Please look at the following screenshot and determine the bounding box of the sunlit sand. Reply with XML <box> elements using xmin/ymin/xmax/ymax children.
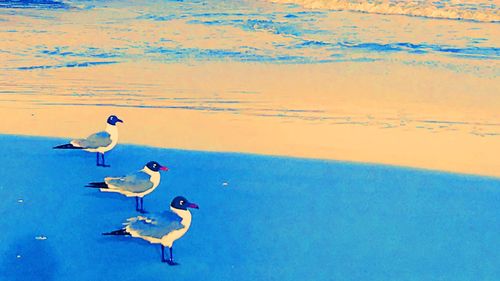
<box><xmin>1</xmin><ymin>0</ymin><xmax>498</xmax><ymax>177</ymax></box>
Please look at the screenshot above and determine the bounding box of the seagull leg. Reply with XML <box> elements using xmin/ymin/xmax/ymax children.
<box><xmin>101</xmin><ymin>153</ymin><xmax>110</xmax><ymax>168</ymax></box>
<box><xmin>166</xmin><ymin>247</ymin><xmax>179</xmax><ymax>266</ymax></box>
<box><xmin>138</xmin><ymin>197</ymin><xmax>147</xmax><ymax>213</ymax></box>
<box><xmin>96</xmin><ymin>152</ymin><xmax>100</xmax><ymax>166</ymax></box>
<box><xmin>135</xmin><ymin>197</ymin><xmax>139</xmax><ymax>211</ymax></box>
<box><xmin>161</xmin><ymin>245</ymin><xmax>167</xmax><ymax>263</ymax></box>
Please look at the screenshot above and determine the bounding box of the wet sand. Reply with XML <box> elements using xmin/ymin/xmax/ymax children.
<box><xmin>1</xmin><ymin>0</ymin><xmax>498</xmax><ymax>177</ymax></box>
<box><xmin>1</xmin><ymin>61</ymin><xmax>499</xmax><ymax>177</ymax></box>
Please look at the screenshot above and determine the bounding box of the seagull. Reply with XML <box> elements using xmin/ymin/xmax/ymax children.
<box><xmin>87</xmin><ymin>161</ymin><xmax>168</xmax><ymax>212</ymax></box>
<box><xmin>103</xmin><ymin>196</ymin><xmax>199</xmax><ymax>265</ymax></box>
<box><xmin>53</xmin><ymin>115</ymin><xmax>123</xmax><ymax>167</ymax></box>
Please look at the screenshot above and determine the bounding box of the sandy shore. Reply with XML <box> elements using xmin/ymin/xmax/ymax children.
<box><xmin>2</xmin><ymin>135</ymin><xmax>498</xmax><ymax>280</ymax></box>
<box><xmin>1</xmin><ymin>61</ymin><xmax>499</xmax><ymax>177</ymax></box>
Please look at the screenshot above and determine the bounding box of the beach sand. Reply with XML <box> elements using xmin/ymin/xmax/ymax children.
<box><xmin>1</xmin><ymin>1</ymin><xmax>499</xmax><ymax>279</ymax></box>
<box><xmin>1</xmin><ymin>61</ymin><xmax>499</xmax><ymax>177</ymax></box>
<box><xmin>0</xmin><ymin>135</ymin><xmax>498</xmax><ymax>280</ymax></box>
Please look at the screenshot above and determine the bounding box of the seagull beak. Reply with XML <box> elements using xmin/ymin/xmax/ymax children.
<box><xmin>160</xmin><ymin>166</ymin><xmax>169</xmax><ymax>171</ymax></box>
<box><xmin>117</xmin><ymin>118</ymin><xmax>124</xmax><ymax>123</ymax></box>
<box><xmin>187</xmin><ymin>202</ymin><xmax>199</xmax><ymax>209</ymax></box>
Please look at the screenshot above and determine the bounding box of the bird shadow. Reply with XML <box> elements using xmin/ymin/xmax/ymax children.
<box><xmin>82</xmin><ymin>191</ymin><xmax>130</xmax><ymax>202</ymax></box>
<box><xmin>96</xmin><ymin>235</ymin><xmax>160</xmax><ymax>263</ymax></box>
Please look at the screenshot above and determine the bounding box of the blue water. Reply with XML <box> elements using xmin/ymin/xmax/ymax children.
<box><xmin>0</xmin><ymin>0</ymin><xmax>498</xmax><ymax>75</ymax></box>
<box><xmin>0</xmin><ymin>135</ymin><xmax>499</xmax><ymax>280</ymax></box>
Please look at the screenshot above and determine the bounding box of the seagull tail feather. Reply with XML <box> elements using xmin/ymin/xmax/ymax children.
<box><xmin>53</xmin><ymin>143</ymin><xmax>83</xmax><ymax>149</ymax></box>
<box><xmin>102</xmin><ymin>229</ymin><xmax>130</xmax><ymax>236</ymax></box>
<box><xmin>86</xmin><ymin>182</ymin><xmax>108</xmax><ymax>189</ymax></box>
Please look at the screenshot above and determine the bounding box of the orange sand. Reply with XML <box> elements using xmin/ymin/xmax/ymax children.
<box><xmin>1</xmin><ymin>61</ymin><xmax>499</xmax><ymax>177</ymax></box>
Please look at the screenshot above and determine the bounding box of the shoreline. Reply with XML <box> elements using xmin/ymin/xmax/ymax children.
<box><xmin>1</xmin><ymin>61</ymin><xmax>499</xmax><ymax>178</ymax></box>
<box><xmin>2</xmin><ymin>133</ymin><xmax>499</xmax><ymax>180</ymax></box>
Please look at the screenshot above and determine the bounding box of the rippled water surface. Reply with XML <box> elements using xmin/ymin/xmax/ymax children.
<box><xmin>0</xmin><ymin>0</ymin><xmax>499</xmax><ymax>137</ymax></box>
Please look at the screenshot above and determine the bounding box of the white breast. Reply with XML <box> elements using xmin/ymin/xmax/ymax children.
<box><xmin>160</xmin><ymin>208</ymin><xmax>192</xmax><ymax>247</ymax></box>
<box><xmin>149</xmin><ymin>172</ymin><xmax>160</xmax><ymax>188</ymax></box>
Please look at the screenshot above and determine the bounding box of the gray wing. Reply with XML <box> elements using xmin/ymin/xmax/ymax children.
<box><xmin>105</xmin><ymin>171</ymin><xmax>153</xmax><ymax>193</ymax></box>
<box><xmin>126</xmin><ymin>211</ymin><xmax>184</xmax><ymax>239</ymax></box>
<box><xmin>71</xmin><ymin>131</ymin><xmax>112</xmax><ymax>149</ymax></box>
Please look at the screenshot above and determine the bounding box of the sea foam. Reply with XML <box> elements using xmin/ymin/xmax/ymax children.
<box><xmin>270</xmin><ymin>0</ymin><xmax>500</xmax><ymax>22</ymax></box>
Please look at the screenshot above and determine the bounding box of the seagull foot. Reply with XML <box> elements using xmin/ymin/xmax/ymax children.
<box><xmin>165</xmin><ymin>259</ymin><xmax>179</xmax><ymax>266</ymax></box>
<box><xmin>138</xmin><ymin>209</ymin><xmax>148</xmax><ymax>214</ymax></box>
<box><xmin>97</xmin><ymin>164</ymin><xmax>111</xmax><ymax>168</ymax></box>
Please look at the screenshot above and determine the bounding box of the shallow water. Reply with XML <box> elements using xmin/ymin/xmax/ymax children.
<box><xmin>1</xmin><ymin>0</ymin><xmax>498</xmax><ymax>67</ymax></box>
<box><xmin>0</xmin><ymin>1</ymin><xmax>499</xmax><ymax>177</ymax></box>
<box><xmin>0</xmin><ymin>0</ymin><xmax>498</xmax><ymax>134</ymax></box>
<box><xmin>0</xmin><ymin>134</ymin><xmax>499</xmax><ymax>280</ymax></box>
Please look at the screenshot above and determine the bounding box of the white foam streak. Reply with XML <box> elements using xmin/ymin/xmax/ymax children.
<box><xmin>270</xmin><ymin>0</ymin><xmax>500</xmax><ymax>22</ymax></box>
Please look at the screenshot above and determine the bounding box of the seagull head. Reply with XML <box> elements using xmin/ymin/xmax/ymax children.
<box><xmin>171</xmin><ymin>196</ymin><xmax>199</xmax><ymax>211</ymax></box>
<box><xmin>145</xmin><ymin>161</ymin><xmax>169</xmax><ymax>172</ymax></box>
<box><xmin>107</xmin><ymin>115</ymin><xmax>123</xmax><ymax>126</ymax></box>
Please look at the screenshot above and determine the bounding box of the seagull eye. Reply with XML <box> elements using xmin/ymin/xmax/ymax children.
<box><xmin>180</xmin><ymin>200</ymin><xmax>184</xmax><ymax>205</ymax></box>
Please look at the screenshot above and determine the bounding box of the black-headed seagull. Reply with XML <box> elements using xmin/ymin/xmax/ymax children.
<box><xmin>87</xmin><ymin>161</ymin><xmax>168</xmax><ymax>212</ymax></box>
<box><xmin>53</xmin><ymin>115</ymin><xmax>123</xmax><ymax>167</ymax></box>
<box><xmin>103</xmin><ymin>196</ymin><xmax>199</xmax><ymax>265</ymax></box>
